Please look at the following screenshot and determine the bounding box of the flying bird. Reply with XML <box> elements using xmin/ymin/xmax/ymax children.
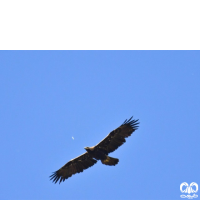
<box><xmin>50</xmin><ymin>116</ymin><xmax>139</xmax><ymax>184</ymax></box>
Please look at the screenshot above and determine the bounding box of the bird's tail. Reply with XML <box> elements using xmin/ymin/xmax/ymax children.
<box><xmin>101</xmin><ymin>156</ymin><xmax>119</xmax><ymax>166</ymax></box>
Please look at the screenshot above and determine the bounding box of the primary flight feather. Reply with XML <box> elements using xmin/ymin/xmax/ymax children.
<box><xmin>50</xmin><ymin>116</ymin><xmax>139</xmax><ymax>184</ymax></box>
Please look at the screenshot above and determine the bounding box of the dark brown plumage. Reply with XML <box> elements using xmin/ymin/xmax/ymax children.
<box><xmin>50</xmin><ymin>116</ymin><xmax>139</xmax><ymax>184</ymax></box>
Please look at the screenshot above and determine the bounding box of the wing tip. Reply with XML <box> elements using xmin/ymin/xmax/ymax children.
<box><xmin>122</xmin><ymin>116</ymin><xmax>140</xmax><ymax>130</ymax></box>
<box><xmin>49</xmin><ymin>170</ymin><xmax>63</xmax><ymax>184</ymax></box>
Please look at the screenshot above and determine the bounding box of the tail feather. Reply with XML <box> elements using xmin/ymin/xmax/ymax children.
<box><xmin>101</xmin><ymin>156</ymin><xmax>119</xmax><ymax>166</ymax></box>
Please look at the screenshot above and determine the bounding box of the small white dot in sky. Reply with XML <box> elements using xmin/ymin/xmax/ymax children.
<box><xmin>72</xmin><ymin>137</ymin><xmax>74</xmax><ymax>140</ymax></box>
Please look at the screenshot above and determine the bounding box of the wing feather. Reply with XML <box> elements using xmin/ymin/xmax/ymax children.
<box><xmin>50</xmin><ymin>152</ymin><xmax>97</xmax><ymax>183</ymax></box>
<box><xmin>96</xmin><ymin>117</ymin><xmax>139</xmax><ymax>154</ymax></box>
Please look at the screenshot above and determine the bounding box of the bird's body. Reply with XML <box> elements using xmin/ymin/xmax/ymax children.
<box><xmin>50</xmin><ymin>116</ymin><xmax>139</xmax><ymax>184</ymax></box>
<box><xmin>84</xmin><ymin>146</ymin><xmax>119</xmax><ymax>165</ymax></box>
<box><xmin>84</xmin><ymin>147</ymin><xmax>107</xmax><ymax>160</ymax></box>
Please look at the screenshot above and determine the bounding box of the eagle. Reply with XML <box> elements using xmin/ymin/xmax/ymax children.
<box><xmin>50</xmin><ymin>116</ymin><xmax>139</xmax><ymax>184</ymax></box>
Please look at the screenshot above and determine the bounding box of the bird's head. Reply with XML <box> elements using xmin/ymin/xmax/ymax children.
<box><xmin>84</xmin><ymin>147</ymin><xmax>89</xmax><ymax>151</ymax></box>
<box><xmin>84</xmin><ymin>147</ymin><xmax>92</xmax><ymax>152</ymax></box>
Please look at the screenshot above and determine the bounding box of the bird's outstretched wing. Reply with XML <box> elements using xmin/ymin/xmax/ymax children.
<box><xmin>95</xmin><ymin>116</ymin><xmax>139</xmax><ymax>154</ymax></box>
<box><xmin>50</xmin><ymin>152</ymin><xmax>97</xmax><ymax>184</ymax></box>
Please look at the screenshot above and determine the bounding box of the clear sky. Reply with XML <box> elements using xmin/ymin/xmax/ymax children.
<box><xmin>0</xmin><ymin>51</ymin><xmax>199</xmax><ymax>200</ymax></box>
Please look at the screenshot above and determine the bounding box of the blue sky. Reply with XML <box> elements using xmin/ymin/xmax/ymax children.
<box><xmin>0</xmin><ymin>51</ymin><xmax>199</xmax><ymax>200</ymax></box>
